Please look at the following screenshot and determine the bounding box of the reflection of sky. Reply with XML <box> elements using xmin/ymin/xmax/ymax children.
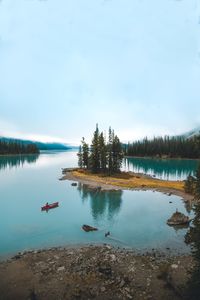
<box><xmin>0</xmin><ymin>150</ymin><xmax>78</xmax><ymax>171</ymax></box>
<box><xmin>0</xmin><ymin>0</ymin><xmax>200</xmax><ymax>143</ymax></box>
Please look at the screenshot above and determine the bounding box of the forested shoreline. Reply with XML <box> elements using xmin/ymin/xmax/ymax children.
<box><xmin>125</xmin><ymin>136</ymin><xmax>200</xmax><ymax>159</ymax></box>
<box><xmin>0</xmin><ymin>140</ymin><xmax>39</xmax><ymax>155</ymax></box>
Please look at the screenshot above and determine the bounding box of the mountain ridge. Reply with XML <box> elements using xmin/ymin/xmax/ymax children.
<box><xmin>182</xmin><ymin>126</ymin><xmax>200</xmax><ymax>139</ymax></box>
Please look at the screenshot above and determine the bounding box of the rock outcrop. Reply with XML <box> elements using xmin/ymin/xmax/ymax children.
<box><xmin>167</xmin><ymin>210</ymin><xmax>190</xmax><ymax>226</ymax></box>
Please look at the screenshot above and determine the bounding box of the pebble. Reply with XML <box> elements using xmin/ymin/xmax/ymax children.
<box><xmin>57</xmin><ymin>266</ymin><xmax>65</xmax><ymax>272</ymax></box>
<box><xmin>100</xmin><ymin>287</ymin><xmax>106</xmax><ymax>292</ymax></box>
<box><xmin>119</xmin><ymin>280</ymin><xmax>125</xmax><ymax>288</ymax></box>
<box><xmin>171</xmin><ymin>264</ymin><xmax>178</xmax><ymax>269</ymax></box>
<box><xmin>110</xmin><ymin>254</ymin><xmax>116</xmax><ymax>261</ymax></box>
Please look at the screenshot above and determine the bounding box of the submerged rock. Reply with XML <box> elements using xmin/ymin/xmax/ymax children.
<box><xmin>167</xmin><ymin>210</ymin><xmax>190</xmax><ymax>226</ymax></box>
<box><xmin>82</xmin><ymin>224</ymin><xmax>98</xmax><ymax>232</ymax></box>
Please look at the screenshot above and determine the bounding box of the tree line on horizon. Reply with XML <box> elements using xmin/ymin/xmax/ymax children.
<box><xmin>77</xmin><ymin>125</ymin><xmax>124</xmax><ymax>174</ymax></box>
<box><xmin>0</xmin><ymin>140</ymin><xmax>39</xmax><ymax>155</ymax></box>
<box><xmin>125</xmin><ymin>135</ymin><xmax>200</xmax><ymax>159</ymax></box>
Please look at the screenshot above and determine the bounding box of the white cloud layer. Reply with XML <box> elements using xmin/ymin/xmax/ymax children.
<box><xmin>0</xmin><ymin>0</ymin><xmax>200</xmax><ymax>143</ymax></box>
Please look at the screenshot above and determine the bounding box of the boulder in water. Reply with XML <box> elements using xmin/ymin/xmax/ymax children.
<box><xmin>167</xmin><ymin>210</ymin><xmax>190</xmax><ymax>226</ymax></box>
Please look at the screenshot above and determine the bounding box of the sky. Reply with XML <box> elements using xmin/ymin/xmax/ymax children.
<box><xmin>0</xmin><ymin>0</ymin><xmax>200</xmax><ymax>144</ymax></box>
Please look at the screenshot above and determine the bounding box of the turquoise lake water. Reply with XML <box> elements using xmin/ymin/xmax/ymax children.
<box><xmin>0</xmin><ymin>151</ymin><xmax>196</xmax><ymax>259</ymax></box>
<box><xmin>124</xmin><ymin>157</ymin><xmax>199</xmax><ymax>181</ymax></box>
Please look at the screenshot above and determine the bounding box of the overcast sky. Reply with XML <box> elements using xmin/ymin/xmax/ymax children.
<box><xmin>0</xmin><ymin>0</ymin><xmax>200</xmax><ymax>144</ymax></box>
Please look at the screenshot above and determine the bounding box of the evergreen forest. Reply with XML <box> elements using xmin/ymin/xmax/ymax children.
<box><xmin>125</xmin><ymin>136</ymin><xmax>200</xmax><ymax>158</ymax></box>
<box><xmin>0</xmin><ymin>140</ymin><xmax>40</xmax><ymax>155</ymax></box>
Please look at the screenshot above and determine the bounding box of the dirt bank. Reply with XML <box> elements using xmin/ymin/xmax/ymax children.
<box><xmin>0</xmin><ymin>245</ymin><xmax>194</xmax><ymax>300</ymax></box>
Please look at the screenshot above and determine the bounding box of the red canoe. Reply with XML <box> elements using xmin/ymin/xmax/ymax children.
<box><xmin>41</xmin><ymin>202</ymin><xmax>59</xmax><ymax>211</ymax></box>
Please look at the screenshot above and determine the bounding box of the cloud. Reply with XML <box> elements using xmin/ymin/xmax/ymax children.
<box><xmin>0</xmin><ymin>119</ymin><xmax>68</xmax><ymax>143</ymax></box>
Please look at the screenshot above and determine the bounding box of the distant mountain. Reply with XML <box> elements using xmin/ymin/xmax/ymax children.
<box><xmin>182</xmin><ymin>126</ymin><xmax>200</xmax><ymax>139</ymax></box>
<box><xmin>0</xmin><ymin>137</ymin><xmax>74</xmax><ymax>151</ymax></box>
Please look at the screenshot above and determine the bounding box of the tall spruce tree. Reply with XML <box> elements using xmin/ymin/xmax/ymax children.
<box><xmin>99</xmin><ymin>132</ymin><xmax>107</xmax><ymax>172</ymax></box>
<box><xmin>112</xmin><ymin>134</ymin><xmax>123</xmax><ymax>172</ymax></box>
<box><xmin>82</xmin><ymin>137</ymin><xmax>89</xmax><ymax>169</ymax></box>
<box><xmin>90</xmin><ymin>124</ymin><xmax>100</xmax><ymax>172</ymax></box>
<box><xmin>184</xmin><ymin>173</ymin><xmax>196</xmax><ymax>194</ymax></box>
<box><xmin>77</xmin><ymin>145</ymin><xmax>83</xmax><ymax>168</ymax></box>
<box><xmin>107</xmin><ymin>127</ymin><xmax>113</xmax><ymax>175</ymax></box>
<box><xmin>194</xmin><ymin>164</ymin><xmax>200</xmax><ymax>200</ymax></box>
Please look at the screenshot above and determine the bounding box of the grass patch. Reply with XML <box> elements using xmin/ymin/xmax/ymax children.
<box><xmin>71</xmin><ymin>169</ymin><xmax>185</xmax><ymax>192</ymax></box>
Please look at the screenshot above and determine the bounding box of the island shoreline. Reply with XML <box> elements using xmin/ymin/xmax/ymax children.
<box><xmin>61</xmin><ymin>168</ymin><xmax>194</xmax><ymax>203</ymax></box>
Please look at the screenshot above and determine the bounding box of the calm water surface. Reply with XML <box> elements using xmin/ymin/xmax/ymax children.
<box><xmin>124</xmin><ymin>157</ymin><xmax>199</xmax><ymax>180</ymax></box>
<box><xmin>0</xmin><ymin>151</ymin><xmax>195</xmax><ymax>258</ymax></box>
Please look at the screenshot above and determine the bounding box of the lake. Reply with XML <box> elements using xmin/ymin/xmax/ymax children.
<box><xmin>0</xmin><ymin>151</ymin><xmax>196</xmax><ymax>259</ymax></box>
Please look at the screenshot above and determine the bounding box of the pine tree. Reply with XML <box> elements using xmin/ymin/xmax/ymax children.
<box><xmin>112</xmin><ymin>134</ymin><xmax>123</xmax><ymax>172</ymax></box>
<box><xmin>184</xmin><ymin>173</ymin><xmax>196</xmax><ymax>194</ymax></box>
<box><xmin>99</xmin><ymin>132</ymin><xmax>107</xmax><ymax>172</ymax></box>
<box><xmin>194</xmin><ymin>164</ymin><xmax>200</xmax><ymax>200</ymax></box>
<box><xmin>90</xmin><ymin>124</ymin><xmax>100</xmax><ymax>172</ymax></box>
<box><xmin>107</xmin><ymin>127</ymin><xmax>113</xmax><ymax>175</ymax></box>
<box><xmin>77</xmin><ymin>145</ymin><xmax>83</xmax><ymax>168</ymax></box>
<box><xmin>82</xmin><ymin>137</ymin><xmax>89</xmax><ymax>169</ymax></box>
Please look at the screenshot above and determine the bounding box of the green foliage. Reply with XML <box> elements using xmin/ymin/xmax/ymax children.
<box><xmin>99</xmin><ymin>132</ymin><xmax>107</xmax><ymax>172</ymax></box>
<box><xmin>195</xmin><ymin>164</ymin><xmax>200</xmax><ymax>200</ymax></box>
<box><xmin>82</xmin><ymin>138</ymin><xmax>89</xmax><ymax>169</ymax></box>
<box><xmin>125</xmin><ymin>135</ymin><xmax>200</xmax><ymax>159</ymax></box>
<box><xmin>0</xmin><ymin>140</ymin><xmax>39</xmax><ymax>155</ymax></box>
<box><xmin>185</xmin><ymin>203</ymin><xmax>200</xmax><ymax>299</ymax></box>
<box><xmin>112</xmin><ymin>135</ymin><xmax>123</xmax><ymax>173</ymax></box>
<box><xmin>107</xmin><ymin>127</ymin><xmax>113</xmax><ymax>175</ymax></box>
<box><xmin>184</xmin><ymin>164</ymin><xmax>200</xmax><ymax>298</ymax></box>
<box><xmin>184</xmin><ymin>173</ymin><xmax>196</xmax><ymax>194</ymax></box>
<box><xmin>77</xmin><ymin>145</ymin><xmax>83</xmax><ymax>168</ymax></box>
<box><xmin>77</xmin><ymin>125</ymin><xmax>124</xmax><ymax>174</ymax></box>
<box><xmin>90</xmin><ymin>124</ymin><xmax>100</xmax><ymax>172</ymax></box>
<box><xmin>77</xmin><ymin>138</ymin><xmax>89</xmax><ymax>169</ymax></box>
<box><xmin>184</xmin><ymin>164</ymin><xmax>200</xmax><ymax>199</ymax></box>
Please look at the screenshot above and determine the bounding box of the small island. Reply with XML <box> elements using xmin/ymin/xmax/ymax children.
<box><xmin>62</xmin><ymin>125</ymin><xmax>197</xmax><ymax>203</ymax></box>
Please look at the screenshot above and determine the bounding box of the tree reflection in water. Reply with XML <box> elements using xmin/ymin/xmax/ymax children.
<box><xmin>0</xmin><ymin>154</ymin><xmax>39</xmax><ymax>170</ymax></box>
<box><xmin>77</xmin><ymin>183</ymin><xmax>123</xmax><ymax>221</ymax></box>
<box><xmin>124</xmin><ymin>157</ymin><xmax>199</xmax><ymax>180</ymax></box>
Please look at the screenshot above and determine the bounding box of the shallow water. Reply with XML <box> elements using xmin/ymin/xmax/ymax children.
<box><xmin>0</xmin><ymin>151</ymin><xmax>194</xmax><ymax>258</ymax></box>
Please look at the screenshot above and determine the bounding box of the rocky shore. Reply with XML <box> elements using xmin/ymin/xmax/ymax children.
<box><xmin>0</xmin><ymin>245</ymin><xmax>193</xmax><ymax>300</ymax></box>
